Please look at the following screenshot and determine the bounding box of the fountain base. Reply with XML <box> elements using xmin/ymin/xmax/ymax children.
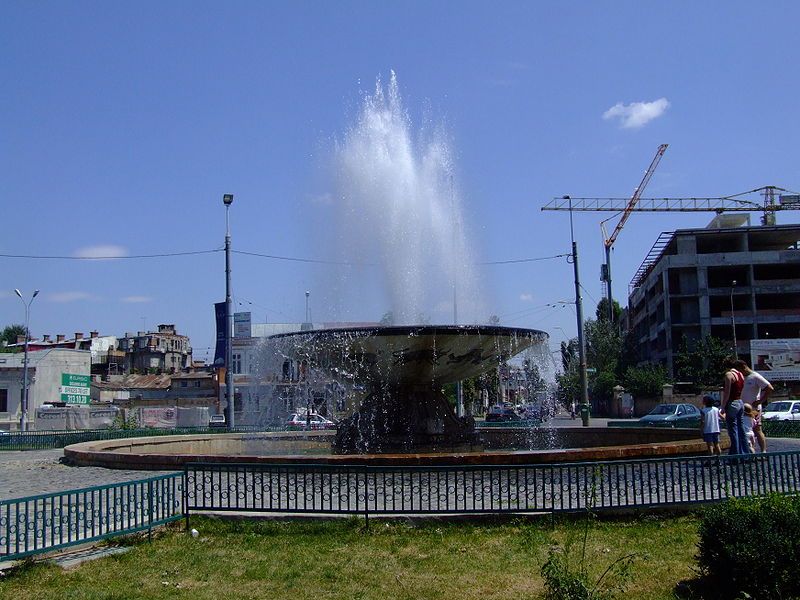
<box><xmin>333</xmin><ymin>384</ymin><xmax>482</xmax><ymax>454</ymax></box>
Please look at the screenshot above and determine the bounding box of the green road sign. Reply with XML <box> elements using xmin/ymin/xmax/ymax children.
<box><xmin>61</xmin><ymin>373</ymin><xmax>91</xmax><ymax>404</ymax></box>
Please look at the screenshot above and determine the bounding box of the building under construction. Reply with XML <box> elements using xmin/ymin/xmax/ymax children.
<box><xmin>627</xmin><ymin>219</ymin><xmax>800</xmax><ymax>376</ymax></box>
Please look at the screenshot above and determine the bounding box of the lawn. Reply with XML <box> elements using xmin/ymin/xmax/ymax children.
<box><xmin>0</xmin><ymin>514</ymin><xmax>701</xmax><ymax>600</ymax></box>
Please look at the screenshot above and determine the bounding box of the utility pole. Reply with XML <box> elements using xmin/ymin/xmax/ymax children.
<box><xmin>14</xmin><ymin>289</ymin><xmax>39</xmax><ymax>432</ymax></box>
<box><xmin>565</xmin><ymin>197</ymin><xmax>590</xmax><ymax>426</ymax></box>
<box><xmin>223</xmin><ymin>193</ymin><xmax>235</xmax><ymax>430</ymax></box>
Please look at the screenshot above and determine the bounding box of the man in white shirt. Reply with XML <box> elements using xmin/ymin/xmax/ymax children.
<box><xmin>735</xmin><ymin>359</ymin><xmax>774</xmax><ymax>452</ymax></box>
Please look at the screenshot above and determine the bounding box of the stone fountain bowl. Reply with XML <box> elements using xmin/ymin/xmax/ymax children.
<box><xmin>269</xmin><ymin>325</ymin><xmax>547</xmax><ymax>386</ymax></box>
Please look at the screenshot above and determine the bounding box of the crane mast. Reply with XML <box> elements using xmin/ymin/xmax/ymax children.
<box><xmin>600</xmin><ymin>144</ymin><xmax>668</xmax><ymax>322</ymax></box>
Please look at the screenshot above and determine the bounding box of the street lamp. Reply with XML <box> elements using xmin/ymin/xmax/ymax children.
<box><xmin>561</xmin><ymin>197</ymin><xmax>590</xmax><ymax>426</ymax></box>
<box><xmin>14</xmin><ymin>289</ymin><xmax>39</xmax><ymax>432</ymax></box>
<box><xmin>223</xmin><ymin>194</ymin><xmax>235</xmax><ymax>429</ymax></box>
<box><xmin>730</xmin><ymin>280</ymin><xmax>737</xmax><ymax>358</ymax></box>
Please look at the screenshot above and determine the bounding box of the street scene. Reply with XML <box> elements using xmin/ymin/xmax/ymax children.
<box><xmin>2</xmin><ymin>2</ymin><xmax>800</xmax><ymax>599</ymax></box>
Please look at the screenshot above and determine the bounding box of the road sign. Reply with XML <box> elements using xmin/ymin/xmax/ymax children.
<box><xmin>586</xmin><ymin>368</ymin><xmax>597</xmax><ymax>374</ymax></box>
<box><xmin>61</xmin><ymin>373</ymin><xmax>91</xmax><ymax>404</ymax></box>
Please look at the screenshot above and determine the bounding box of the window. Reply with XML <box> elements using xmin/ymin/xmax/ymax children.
<box><xmin>180</xmin><ymin>380</ymin><xmax>188</xmax><ymax>388</ymax></box>
<box><xmin>0</xmin><ymin>389</ymin><xmax>7</xmax><ymax>412</ymax></box>
<box><xmin>232</xmin><ymin>353</ymin><xmax>242</xmax><ymax>374</ymax></box>
<box><xmin>194</xmin><ymin>380</ymin><xmax>201</xmax><ymax>387</ymax></box>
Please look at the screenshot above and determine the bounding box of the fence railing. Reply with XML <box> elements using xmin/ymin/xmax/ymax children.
<box><xmin>0</xmin><ymin>473</ymin><xmax>183</xmax><ymax>562</ymax></box>
<box><xmin>762</xmin><ymin>420</ymin><xmax>800</xmax><ymax>439</ymax></box>
<box><xmin>184</xmin><ymin>451</ymin><xmax>800</xmax><ymax>520</ymax></box>
<box><xmin>4</xmin><ymin>451</ymin><xmax>800</xmax><ymax>562</ymax></box>
<box><xmin>0</xmin><ymin>426</ymin><xmax>273</xmax><ymax>451</ymax></box>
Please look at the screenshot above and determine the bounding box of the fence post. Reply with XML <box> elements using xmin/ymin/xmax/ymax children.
<box><xmin>183</xmin><ymin>465</ymin><xmax>190</xmax><ymax>532</ymax></box>
<box><xmin>363</xmin><ymin>466</ymin><xmax>369</xmax><ymax>529</ymax></box>
<box><xmin>147</xmin><ymin>479</ymin><xmax>153</xmax><ymax>542</ymax></box>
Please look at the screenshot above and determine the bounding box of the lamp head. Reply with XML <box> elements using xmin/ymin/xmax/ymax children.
<box><xmin>33</xmin><ymin>290</ymin><xmax>39</xmax><ymax>298</ymax></box>
<box><xmin>222</xmin><ymin>194</ymin><xmax>234</xmax><ymax>206</ymax></box>
<box><xmin>732</xmin><ymin>280</ymin><xmax>737</xmax><ymax>286</ymax></box>
<box><xmin>14</xmin><ymin>289</ymin><xmax>22</xmax><ymax>299</ymax></box>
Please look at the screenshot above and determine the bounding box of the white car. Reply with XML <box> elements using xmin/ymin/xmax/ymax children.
<box><xmin>762</xmin><ymin>401</ymin><xmax>800</xmax><ymax>421</ymax></box>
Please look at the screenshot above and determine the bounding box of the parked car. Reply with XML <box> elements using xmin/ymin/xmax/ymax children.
<box><xmin>638</xmin><ymin>403</ymin><xmax>701</xmax><ymax>427</ymax></box>
<box><xmin>208</xmin><ymin>414</ymin><xmax>226</xmax><ymax>428</ymax></box>
<box><xmin>761</xmin><ymin>400</ymin><xmax>800</xmax><ymax>421</ymax></box>
<box><xmin>485</xmin><ymin>405</ymin><xmax>522</xmax><ymax>422</ymax></box>
<box><xmin>285</xmin><ymin>413</ymin><xmax>337</xmax><ymax>430</ymax></box>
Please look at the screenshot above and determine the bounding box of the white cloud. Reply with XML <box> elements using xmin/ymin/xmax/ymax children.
<box><xmin>602</xmin><ymin>98</ymin><xmax>670</xmax><ymax>129</ymax></box>
<box><xmin>520</xmin><ymin>293</ymin><xmax>533</xmax><ymax>302</ymax></box>
<box><xmin>73</xmin><ymin>245</ymin><xmax>129</xmax><ymax>259</ymax></box>
<box><xmin>121</xmin><ymin>296</ymin><xmax>153</xmax><ymax>304</ymax></box>
<box><xmin>49</xmin><ymin>291</ymin><xmax>94</xmax><ymax>303</ymax></box>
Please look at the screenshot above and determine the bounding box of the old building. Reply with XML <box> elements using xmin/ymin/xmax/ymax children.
<box><xmin>117</xmin><ymin>324</ymin><xmax>192</xmax><ymax>374</ymax></box>
<box><xmin>0</xmin><ymin>348</ymin><xmax>91</xmax><ymax>431</ymax></box>
<box><xmin>628</xmin><ymin>221</ymin><xmax>800</xmax><ymax>375</ymax></box>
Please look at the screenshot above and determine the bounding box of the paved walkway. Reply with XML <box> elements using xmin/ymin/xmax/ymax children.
<box><xmin>0</xmin><ymin>450</ymin><xmax>173</xmax><ymax>500</ymax></box>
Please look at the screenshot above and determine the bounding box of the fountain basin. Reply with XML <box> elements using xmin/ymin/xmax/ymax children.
<box><xmin>63</xmin><ymin>427</ymin><xmax>721</xmax><ymax>470</ymax></box>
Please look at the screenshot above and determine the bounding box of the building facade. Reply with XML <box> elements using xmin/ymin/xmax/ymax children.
<box><xmin>117</xmin><ymin>324</ymin><xmax>192</xmax><ymax>374</ymax></box>
<box><xmin>628</xmin><ymin>223</ymin><xmax>800</xmax><ymax>375</ymax></box>
<box><xmin>0</xmin><ymin>348</ymin><xmax>91</xmax><ymax>431</ymax></box>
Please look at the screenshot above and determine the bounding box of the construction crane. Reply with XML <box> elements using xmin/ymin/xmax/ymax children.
<box><xmin>597</xmin><ymin>144</ymin><xmax>668</xmax><ymax>322</ymax></box>
<box><xmin>543</xmin><ymin>185</ymin><xmax>800</xmax><ymax>219</ymax></box>
<box><xmin>543</xmin><ymin>183</ymin><xmax>800</xmax><ymax>316</ymax></box>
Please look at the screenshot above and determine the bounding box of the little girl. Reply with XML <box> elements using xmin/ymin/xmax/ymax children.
<box><xmin>743</xmin><ymin>404</ymin><xmax>757</xmax><ymax>454</ymax></box>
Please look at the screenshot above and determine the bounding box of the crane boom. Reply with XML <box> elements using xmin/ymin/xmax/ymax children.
<box><xmin>605</xmin><ymin>144</ymin><xmax>668</xmax><ymax>249</ymax></box>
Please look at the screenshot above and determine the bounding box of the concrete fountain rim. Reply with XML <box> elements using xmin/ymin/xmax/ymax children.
<box><xmin>62</xmin><ymin>427</ymin><xmax>722</xmax><ymax>470</ymax></box>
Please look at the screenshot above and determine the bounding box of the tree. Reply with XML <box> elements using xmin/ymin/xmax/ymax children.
<box><xmin>487</xmin><ymin>315</ymin><xmax>500</xmax><ymax>326</ymax></box>
<box><xmin>674</xmin><ymin>336</ymin><xmax>730</xmax><ymax>389</ymax></box>
<box><xmin>2</xmin><ymin>324</ymin><xmax>25</xmax><ymax>346</ymax></box>
<box><xmin>379</xmin><ymin>311</ymin><xmax>395</xmax><ymax>326</ymax></box>
<box><xmin>595</xmin><ymin>298</ymin><xmax>623</xmax><ymax>323</ymax></box>
<box><xmin>623</xmin><ymin>364</ymin><xmax>668</xmax><ymax>398</ymax></box>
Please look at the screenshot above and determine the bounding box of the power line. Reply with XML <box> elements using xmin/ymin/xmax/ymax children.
<box><xmin>0</xmin><ymin>249</ymin><xmax>221</xmax><ymax>260</ymax></box>
<box><xmin>478</xmin><ymin>253</ymin><xmax>570</xmax><ymax>265</ymax></box>
<box><xmin>233</xmin><ymin>250</ymin><xmax>375</xmax><ymax>266</ymax></box>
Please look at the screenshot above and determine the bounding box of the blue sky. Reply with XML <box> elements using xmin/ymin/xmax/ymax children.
<box><xmin>3</xmin><ymin>1</ymin><xmax>800</xmax><ymax>363</ymax></box>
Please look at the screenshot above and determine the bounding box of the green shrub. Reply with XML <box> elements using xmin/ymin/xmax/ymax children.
<box><xmin>696</xmin><ymin>494</ymin><xmax>800</xmax><ymax>600</ymax></box>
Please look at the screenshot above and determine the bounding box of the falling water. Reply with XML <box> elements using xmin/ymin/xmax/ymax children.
<box><xmin>332</xmin><ymin>71</ymin><xmax>483</xmax><ymax>324</ymax></box>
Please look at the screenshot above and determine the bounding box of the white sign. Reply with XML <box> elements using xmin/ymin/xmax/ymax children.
<box><xmin>750</xmin><ymin>338</ymin><xmax>800</xmax><ymax>381</ymax></box>
<box><xmin>234</xmin><ymin>312</ymin><xmax>252</xmax><ymax>338</ymax></box>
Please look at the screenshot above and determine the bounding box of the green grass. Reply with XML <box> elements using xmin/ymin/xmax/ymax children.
<box><xmin>0</xmin><ymin>515</ymin><xmax>701</xmax><ymax>600</ymax></box>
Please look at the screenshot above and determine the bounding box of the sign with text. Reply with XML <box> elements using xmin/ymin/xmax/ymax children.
<box><xmin>60</xmin><ymin>373</ymin><xmax>91</xmax><ymax>404</ymax></box>
<box><xmin>234</xmin><ymin>311</ymin><xmax>252</xmax><ymax>338</ymax></box>
<box><xmin>750</xmin><ymin>339</ymin><xmax>800</xmax><ymax>381</ymax></box>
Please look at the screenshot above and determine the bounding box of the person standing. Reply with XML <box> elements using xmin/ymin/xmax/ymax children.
<box><xmin>735</xmin><ymin>359</ymin><xmax>773</xmax><ymax>453</ymax></box>
<box><xmin>720</xmin><ymin>356</ymin><xmax>750</xmax><ymax>455</ymax></box>
<box><xmin>700</xmin><ymin>395</ymin><xmax>721</xmax><ymax>455</ymax></box>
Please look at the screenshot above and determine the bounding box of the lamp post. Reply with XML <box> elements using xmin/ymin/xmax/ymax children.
<box><xmin>564</xmin><ymin>196</ymin><xmax>590</xmax><ymax>426</ymax></box>
<box><xmin>14</xmin><ymin>289</ymin><xmax>39</xmax><ymax>432</ymax></box>
<box><xmin>730</xmin><ymin>280</ymin><xmax>737</xmax><ymax>358</ymax></box>
<box><xmin>223</xmin><ymin>193</ymin><xmax>235</xmax><ymax>430</ymax></box>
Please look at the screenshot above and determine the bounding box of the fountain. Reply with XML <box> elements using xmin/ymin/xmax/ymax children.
<box><xmin>63</xmin><ymin>73</ymin><xmax>716</xmax><ymax>469</ymax></box>
<box><xmin>271</xmin><ymin>325</ymin><xmax>545</xmax><ymax>453</ymax></box>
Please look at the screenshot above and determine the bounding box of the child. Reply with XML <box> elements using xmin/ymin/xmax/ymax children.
<box><xmin>700</xmin><ymin>395</ymin><xmax>721</xmax><ymax>456</ymax></box>
<box><xmin>743</xmin><ymin>404</ymin><xmax>757</xmax><ymax>454</ymax></box>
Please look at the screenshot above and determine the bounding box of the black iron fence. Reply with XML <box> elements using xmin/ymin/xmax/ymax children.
<box><xmin>4</xmin><ymin>451</ymin><xmax>800</xmax><ymax>562</ymax></box>
<box><xmin>185</xmin><ymin>451</ymin><xmax>800</xmax><ymax>520</ymax></box>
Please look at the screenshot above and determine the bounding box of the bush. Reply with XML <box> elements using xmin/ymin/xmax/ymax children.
<box><xmin>696</xmin><ymin>494</ymin><xmax>800</xmax><ymax>599</ymax></box>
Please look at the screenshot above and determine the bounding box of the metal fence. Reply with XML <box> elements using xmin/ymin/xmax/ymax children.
<box><xmin>0</xmin><ymin>473</ymin><xmax>183</xmax><ymax>562</ymax></box>
<box><xmin>762</xmin><ymin>420</ymin><xmax>800</xmax><ymax>439</ymax></box>
<box><xmin>4</xmin><ymin>452</ymin><xmax>799</xmax><ymax>562</ymax></box>
<box><xmin>185</xmin><ymin>451</ymin><xmax>800</xmax><ymax>520</ymax></box>
<box><xmin>0</xmin><ymin>427</ymin><xmax>272</xmax><ymax>451</ymax></box>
